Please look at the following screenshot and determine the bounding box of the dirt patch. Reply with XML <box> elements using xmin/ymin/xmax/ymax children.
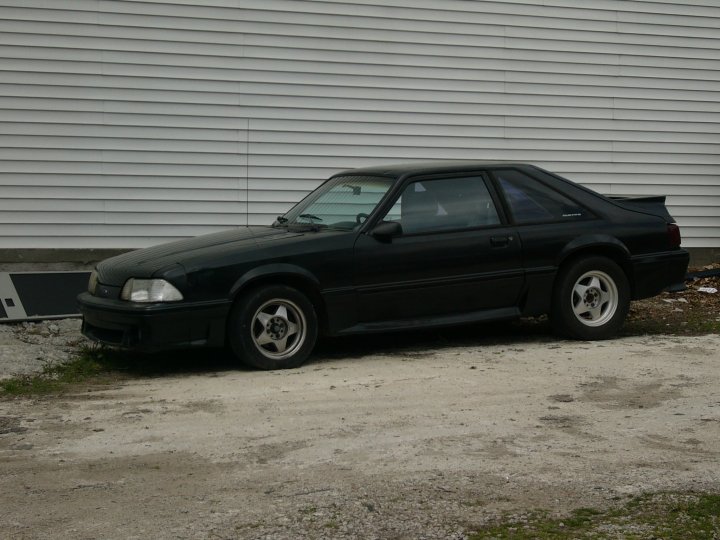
<box><xmin>625</xmin><ymin>264</ymin><xmax>720</xmax><ymax>335</ymax></box>
<box><xmin>578</xmin><ymin>376</ymin><xmax>683</xmax><ymax>410</ymax></box>
<box><xmin>1</xmin><ymin>335</ymin><xmax>719</xmax><ymax>539</ymax></box>
<box><xmin>0</xmin><ymin>415</ymin><xmax>27</xmax><ymax>435</ymax></box>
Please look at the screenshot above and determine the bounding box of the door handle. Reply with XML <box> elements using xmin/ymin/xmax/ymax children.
<box><xmin>490</xmin><ymin>235</ymin><xmax>513</xmax><ymax>247</ymax></box>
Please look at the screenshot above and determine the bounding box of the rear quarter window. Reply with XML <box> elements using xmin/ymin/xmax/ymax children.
<box><xmin>495</xmin><ymin>169</ymin><xmax>590</xmax><ymax>225</ymax></box>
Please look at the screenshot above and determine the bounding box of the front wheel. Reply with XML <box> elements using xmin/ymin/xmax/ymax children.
<box><xmin>228</xmin><ymin>285</ymin><xmax>318</xmax><ymax>370</ymax></box>
<box><xmin>551</xmin><ymin>256</ymin><xmax>630</xmax><ymax>340</ymax></box>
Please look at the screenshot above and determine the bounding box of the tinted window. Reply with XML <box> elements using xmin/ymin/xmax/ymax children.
<box><xmin>496</xmin><ymin>169</ymin><xmax>588</xmax><ymax>224</ymax></box>
<box><xmin>385</xmin><ymin>176</ymin><xmax>500</xmax><ymax>234</ymax></box>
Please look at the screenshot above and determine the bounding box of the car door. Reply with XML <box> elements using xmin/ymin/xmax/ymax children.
<box><xmin>353</xmin><ymin>173</ymin><xmax>524</xmax><ymax>324</ymax></box>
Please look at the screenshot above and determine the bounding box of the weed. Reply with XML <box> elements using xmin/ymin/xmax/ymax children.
<box><xmin>299</xmin><ymin>506</ymin><xmax>317</xmax><ymax>515</ymax></box>
<box><xmin>0</xmin><ymin>344</ymin><xmax>237</xmax><ymax>398</ymax></box>
<box><xmin>0</xmin><ymin>345</ymin><xmax>124</xmax><ymax>397</ymax></box>
<box><xmin>468</xmin><ymin>492</ymin><xmax>720</xmax><ymax>539</ymax></box>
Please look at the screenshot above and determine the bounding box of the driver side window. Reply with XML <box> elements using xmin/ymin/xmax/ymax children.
<box><xmin>385</xmin><ymin>176</ymin><xmax>500</xmax><ymax>235</ymax></box>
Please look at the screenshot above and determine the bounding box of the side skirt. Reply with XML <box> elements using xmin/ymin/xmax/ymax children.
<box><xmin>334</xmin><ymin>306</ymin><xmax>521</xmax><ymax>336</ymax></box>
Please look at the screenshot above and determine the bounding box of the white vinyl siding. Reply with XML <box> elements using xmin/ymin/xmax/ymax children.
<box><xmin>0</xmin><ymin>0</ymin><xmax>718</xmax><ymax>248</ymax></box>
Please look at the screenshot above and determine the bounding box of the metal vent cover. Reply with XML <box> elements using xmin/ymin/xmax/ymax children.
<box><xmin>0</xmin><ymin>271</ymin><xmax>91</xmax><ymax>322</ymax></box>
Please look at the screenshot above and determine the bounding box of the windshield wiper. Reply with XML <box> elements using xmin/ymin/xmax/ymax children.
<box><xmin>298</xmin><ymin>213</ymin><xmax>323</xmax><ymax>222</ymax></box>
<box><xmin>292</xmin><ymin>214</ymin><xmax>327</xmax><ymax>232</ymax></box>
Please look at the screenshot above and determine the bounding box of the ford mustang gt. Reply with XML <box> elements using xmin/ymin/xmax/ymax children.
<box><xmin>78</xmin><ymin>162</ymin><xmax>689</xmax><ymax>369</ymax></box>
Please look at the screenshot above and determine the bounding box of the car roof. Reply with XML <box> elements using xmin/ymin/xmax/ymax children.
<box><xmin>331</xmin><ymin>160</ymin><xmax>536</xmax><ymax>179</ymax></box>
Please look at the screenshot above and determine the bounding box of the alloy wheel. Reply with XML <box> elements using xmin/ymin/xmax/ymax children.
<box><xmin>251</xmin><ymin>298</ymin><xmax>307</xmax><ymax>359</ymax></box>
<box><xmin>570</xmin><ymin>270</ymin><xmax>618</xmax><ymax>327</ymax></box>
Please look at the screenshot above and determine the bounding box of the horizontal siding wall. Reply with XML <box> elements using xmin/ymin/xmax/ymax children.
<box><xmin>0</xmin><ymin>0</ymin><xmax>718</xmax><ymax>248</ymax></box>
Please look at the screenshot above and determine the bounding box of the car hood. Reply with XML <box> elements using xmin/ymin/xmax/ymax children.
<box><xmin>95</xmin><ymin>226</ymin><xmax>304</xmax><ymax>286</ymax></box>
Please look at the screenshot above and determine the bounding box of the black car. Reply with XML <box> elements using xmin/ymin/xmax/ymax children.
<box><xmin>78</xmin><ymin>162</ymin><xmax>689</xmax><ymax>369</ymax></box>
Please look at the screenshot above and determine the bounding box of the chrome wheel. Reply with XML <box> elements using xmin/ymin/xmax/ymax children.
<box><xmin>251</xmin><ymin>298</ymin><xmax>307</xmax><ymax>359</ymax></box>
<box><xmin>571</xmin><ymin>270</ymin><xmax>618</xmax><ymax>327</ymax></box>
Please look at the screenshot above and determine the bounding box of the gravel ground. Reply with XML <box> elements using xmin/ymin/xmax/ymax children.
<box><xmin>0</xmin><ymin>319</ymin><xmax>86</xmax><ymax>379</ymax></box>
<box><xmin>1</xmin><ymin>329</ymin><xmax>719</xmax><ymax>539</ymax></box>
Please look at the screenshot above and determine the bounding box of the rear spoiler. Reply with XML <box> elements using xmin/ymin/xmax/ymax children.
<box><xmin>608</xmin><ymin>195</ymin><xmax>675</xmax><ymax>222</ymax></box>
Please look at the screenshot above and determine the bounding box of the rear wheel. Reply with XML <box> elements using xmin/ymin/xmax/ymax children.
<box><xmin>551</xmin><ymin>256</ymin><xmax>630</xmax><ymax>340</ymax></box>
<box><xmin>228</xmin><ymin>285</ymin><xmax>318</xmax><ymax>370</ymax></box>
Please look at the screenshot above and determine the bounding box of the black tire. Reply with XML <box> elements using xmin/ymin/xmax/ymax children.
<box><xmin>228</xmin><ymin>285</ymin><xmax>318</xmax><ymax>370</ymax></box>
<box><xmin>551</xmin><ymin>256</ymin><xmax>630</xmax><ymax>340</ymax></box>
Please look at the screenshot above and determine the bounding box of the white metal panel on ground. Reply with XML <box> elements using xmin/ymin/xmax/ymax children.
<box><xmin>0</xmin><ymin>0</ymin><xmax>718</xmax><ymax>248</ymax></box>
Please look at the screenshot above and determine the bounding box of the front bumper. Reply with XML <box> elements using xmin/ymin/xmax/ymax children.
<box><xmin>630</xmin><ymin>249</ymin><xmax>690</xmax><ymax>299</ymax></box>
<box><xmin>78</xmin><ymin>292</ymin><xmax>231</xmax><ymax>351</ymax></box>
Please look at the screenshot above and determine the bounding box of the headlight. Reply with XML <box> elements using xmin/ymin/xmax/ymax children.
<box><xmin>120</xmin><ymin>278</ymin><xmax>184</xmax><ymax>302</ymax></box>
<box><xmin>88</xmin><ymin>270</ymin><xmax>98</xmax><ymax>295</ymax></box>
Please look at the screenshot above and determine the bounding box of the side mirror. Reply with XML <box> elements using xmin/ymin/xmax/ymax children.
<box><xmin>371</xmin><ymin>221</ymin><xmax>402</xmax><ymax>240</ymax></box>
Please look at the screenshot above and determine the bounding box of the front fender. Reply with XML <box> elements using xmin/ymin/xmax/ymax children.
<box><xmin>229</xmin><ymin>263</ymin><xmax>320</xmax><ymax>298</ymax></box>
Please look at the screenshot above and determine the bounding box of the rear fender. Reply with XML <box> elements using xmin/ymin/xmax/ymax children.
<box><xmin>556</xmin><ymin>235</ymin><xmax>630</xmax><ymax>267</ymax></box>
<box><xmin>554</xmin><ymin>235</ymin><xmax>634</xmax><ymax>297</ymax></box>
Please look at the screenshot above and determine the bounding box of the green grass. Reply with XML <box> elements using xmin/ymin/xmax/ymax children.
<box><xmin>624</xmin><ymin>294</ymin><xmax>720</xmax><ymax>336</ymax></box>
<box><xmin>623</xmin><ymin>313</ymin><xmax>720</xmax><ymax>336</ymax></box>
<box><xmin>469</xmin><ymin>492</ymin><xmax>720</xmax><ymax>539</ymax></box>
<box><xmin>622</xmin><ymin>293</ymin><xmax>720</xmax><ymax>337</ymax></box>
<box><xmin>0</xmin><ymin>345</ymin><xmax>126</xmax><ymax>397</ymax></box>
<box><xmin>1</xmin><ymin>344</ymin><xmax>239</xmax><ymax>398</ymax></box>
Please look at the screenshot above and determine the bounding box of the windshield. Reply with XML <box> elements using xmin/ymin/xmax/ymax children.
<box><xmin>278</xmin><ymin>175</ymin><xmax>395</xmax><ymax>230</ymax></box>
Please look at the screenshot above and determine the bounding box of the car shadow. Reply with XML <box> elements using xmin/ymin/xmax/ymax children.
<box><xmin>91</xmin><ymin>345</ymin><xmax>241</xmax><ymax>378</ymax></box>
<box><xmin>94</xmin><ymin>318</ymin><xmax>555</xmax><ymax>378</ymax></box>
<box><xmin>312</xmin><ymin>317</ymin><xmax>555</xmax><ymax>362</ymax></box>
